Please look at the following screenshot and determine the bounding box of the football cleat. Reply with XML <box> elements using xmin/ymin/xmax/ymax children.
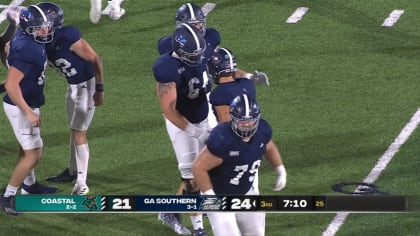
<box><xmin>158</xmin><ymin>213</ymin><xmax>191</xmax><ymax>235</ymax></box>
<box><xmin>107</xmin><ymin>0</ymin><xmax>125</xmax><ymax>20</ymax></box>
<box><xmin>194</xmin><ymin>228</ymin><xmax>208</xmax><ymax>236</ymax></box>
<box><xmin>21</xmin><ymin>182</ymin><xmax>58</xmax><ymax>195</ymax></box>
<box><xmin>71</xmin><ymin>184</ymin><xmax>89</xmax><ymax>195</ymax></box>
<box><xmin>46</xmin><ymin>168</ymin><xmax>76</xmax><ymax>182</ymax></box>
<box><xmin>90</xmin><ymin>0</ymin><xmax>102</xmax><ymax>23</ymax></box>
<box><xmin>101</xmin><ymin>1</ymin><xmax>112</xmax><ymax>15</ymax></box>
<box><xmin>0</xmin><ymin>195</ymin><xmax>18</xmax><ymax>216</ymax></box>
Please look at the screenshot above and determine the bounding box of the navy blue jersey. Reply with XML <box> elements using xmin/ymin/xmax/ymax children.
<box><xmin>153</xmin><ymin>53</ymin><xmax>209</xmax><ymax>123</ymax></box>
<box><xmin>46</xmin><ymin>26</ymin><xmax>94</xmax><ymax>84</ymax></box>
<box><xmin>157</xmin><ymin>27</ymin><xmax>221</xmax><ymax>56</ymax></box>
<box><xmin>3</xmin><ymin>30</ymin><xmax>47</xmax><ymax>108</ymax></box>
<box><xmin>209</xmin><ymin>78</ymin><xmax>256</xmax><ymax>122</ymax></box>
<box><xmin>206</xmin><ymin>119</ymin><xmax>272</xmax><ymax>195</ymax></box>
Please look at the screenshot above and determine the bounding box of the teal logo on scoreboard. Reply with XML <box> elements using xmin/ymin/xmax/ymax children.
<box><xmin>15</xmin><ymin>195</ymin><xmax>102</xmax><ymax>212</ymax></box>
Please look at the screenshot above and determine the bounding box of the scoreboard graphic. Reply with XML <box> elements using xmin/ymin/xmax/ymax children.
<box><xmin>14</xmin><ymin>195</ymin><xmax>419</xmax><ymax>213</ymax></box>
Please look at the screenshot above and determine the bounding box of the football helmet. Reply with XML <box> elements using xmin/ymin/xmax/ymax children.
<box><xmin>230</xmin><ymin>94</ymin><xmax>261</xmax><ymax>139</ymax></box>
<box><xmin>175</xmin><ymin>3</ymin><xmax>206</xmax><ymax>35</ymax></box>
<box><xmin>19</xmin><ymin>5</ymin><xmax>53</xmax><ymax>43</ymax></box>
<box><xmin>207</xmin><ymin>47</ymin><xmax>237</xmax><ymax>84</ymax></box>
<box><xmin>172</xmin><ymin>23</ymin><xmax>206</xmax><ymax>67</ymax></box>
<box><xmin>37</xmin><ymin>2</ymin><xmax>64</xmax><ymax>28</ymax></box>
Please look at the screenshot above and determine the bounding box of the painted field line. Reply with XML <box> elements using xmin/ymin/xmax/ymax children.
<box><xmin>286</xmin><ymin>7</ymin><xmax>309</xmax><ymax>24</ymax></box>
<box><xmin>0</xmin><ymin>0</ymin><xmax>26</xmax><ymax>24</ymax></box>
<box><xmin>322</xmin><ymin>108</ymin><xmax>420</xmax><ymax>236</ymax></box>
<box><xmin>382</xmin><ymin>9</ymin><xmax>404</xmax><ymax>27</ymax></box>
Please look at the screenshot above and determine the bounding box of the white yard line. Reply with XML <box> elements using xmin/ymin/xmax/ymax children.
<box><xmin>382</xmin><ymin>9</ymin><xmax>404</xmax><ymax>27</ymax></box>
<box><xmin>286</xmin><ymin>7</ymin><xmax>309</xmax><ymax>24</ymax></box>
<box><xmin>322</xmin><ymin>108</ymin><xmax>420</xmax><ymax>235</ymax></box>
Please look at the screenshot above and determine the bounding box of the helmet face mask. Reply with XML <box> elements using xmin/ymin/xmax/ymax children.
<box><xmin>208</xmin><ymin>48</ymin><xmax>237</xmax><ymax>84</ymax></box>
<box><xmin>230</xmin><ymin>94</ymin><xmax>260</xmax><ymax>139</ymax></box>
<box><xmin>175</xmin><ymin>3</ymin><xmax>206</xmax><ymax>35</ymax></box>
<box><xmin>172</xmin><ymin>23</ymin><xmax>206</xmax><ymax>67</ymax></box>
<box><xmin>19</xmin><ymin>5</ymin><xmax>54</xmax><ymax>43</ymax></box>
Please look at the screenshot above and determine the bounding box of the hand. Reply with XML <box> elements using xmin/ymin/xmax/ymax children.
<box><xmin>26</xmin><ymin>111</ymin><xmax>41</xmax><ymax>128</ymax></box>
<box><xmin>93</xmin><ymin>91</ymin><xmax>104</xmax><ymax>106</ymax></box>
<box><xmin>251</xmin><ymin>70</ymin><xmax>270</xmax><ymax>86</ymax></box>
<box><xmin>7</xmin><ymin>6</ymin><xmax>20</xmax><ymax>26</ymax></box>
<box><xmin>185</xmin><ymin>123</ymin><xmax>210</xmax><ymax>144</ymax></box>
<box><xmin>273</xmin><ymin>165</ymin><xmax>286</xmax><ymax>191</ymax></box>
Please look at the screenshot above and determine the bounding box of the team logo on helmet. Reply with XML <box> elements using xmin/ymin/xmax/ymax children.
<box><xmin>174</xmin><ymin>34</ymin><xmax>187</xmax><ymax>47</ymax></box>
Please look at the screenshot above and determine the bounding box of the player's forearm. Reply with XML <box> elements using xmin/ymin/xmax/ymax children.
<box><xmin>5</xmin><ymin>86</ymin><xmax>32</xmax><ymax>115</ymax></box>
<box><xmin>162</xmin><ymin>108</ymin><xmax>189</xmax><ymax>130</ymax></box>
<box><xmin>93</xmin><ymin>56</ymin><xmax>104</xmax><ymax>85</ymax></box>
<box><xmin>265</xmin><ymin>141</ymin><xmax>283</xmax><ymax>168</ymax></box>
<box><xmin>194</xmin><ymin>171</ymin><xmax>213</xmax><ymax>193</ymax></box>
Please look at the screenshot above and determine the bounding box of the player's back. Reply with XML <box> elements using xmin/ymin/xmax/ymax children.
<box><xmin>46</xmin><ymin>26</ymin><xmax>94</xmax><ymax>84</ymax></box>
<box><xmin>209</xmin><ymin>78</ymin><xmax>256</xmax><ymax>122</ymax></box>
<box><xmin>4</xmin><ymin>30</ymin><xmax>46</xmax><ymax>107</ymax></box>
<box><xmin>206</xmin><ymin>120</ymin><xmax>272</xmax><ymax>194</ymax></box>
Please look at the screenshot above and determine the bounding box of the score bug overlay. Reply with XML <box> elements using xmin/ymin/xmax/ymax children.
<box><xmin>14</xmin><ymin>195</ymin><xmax>411</xmax><ymax>213</ymax></box>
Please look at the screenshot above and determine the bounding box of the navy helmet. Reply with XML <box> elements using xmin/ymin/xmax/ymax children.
<box><xmin>230</xmin><ymin>94</ymin><xmax>261</xmax><ymax>139</ymax></box>
<box><xmin>172</xmin><ymin>23</ymin><xmax>206</xmax><ymax>67</ymax></box>
<box><xmin>207</xmin><ymin>47</ymin><xmax>237</xmax><ymax>84</ymax></box>
<box><xmin>37</xmin><ymin>2</ymin><xmax>64</xmax><ymax>28</ymax></box>
<box><xmin>175</xmin><ymin>2</ymin><xmax>206</xmax><ymax>35</ymax></box>
<box><xmin>19</xmin><ymin>5</ymin><xmax>54</xmax><ymax>43</ymax></box>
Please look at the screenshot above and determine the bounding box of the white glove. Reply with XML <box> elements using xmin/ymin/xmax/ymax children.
<box><xmin>7</xmin><ymin>6</ymin><xmax>20</xmax><ymax>26</ymax></box>
<box><xmin>273</xmin><ymin>165</ymin><xmax>287</xmax><ymax>191</ymax></box>
<box><xmin>251</xmin><ymin>70</ymin><xmax>270</xmax><ymax>86</ymax></box>
<box><xmin>185</xmin><ymin>123</ymin><xmax>210</xmax><ymax>144</ymax></box>
<box><xmin>201</xmin><ymin>189</ymin><xmax>216</xmax><ymax>195</ymax></box>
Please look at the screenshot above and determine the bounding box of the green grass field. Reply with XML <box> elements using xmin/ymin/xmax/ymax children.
<box><xmin>1</xmin><ymin>0</ymin><xmax>420</xmax><ymax>235</ymax></box>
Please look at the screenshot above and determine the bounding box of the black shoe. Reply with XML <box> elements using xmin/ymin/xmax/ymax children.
<box><xmin>21</xmin><ymin>182</ymin><xmax>58</xmax><ymax>195</ymax></box>
<box><xmin>46</xmin><ymin>168</ymin><xmax>76</xmax><ymax>182</ymax></box>
<box><xmin>0</xmin><ymin>195</ymin><xmax>19</xmax><ymax>216</ymax></box>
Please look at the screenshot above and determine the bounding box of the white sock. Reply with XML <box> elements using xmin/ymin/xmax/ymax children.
<box><xmin>23</xmin><ymin>169</ymin><xmax>36</xmax><ymax>186</ymax></box>
<box><xmin>75</xmin><ymin>144</ymin><xmax>89</xmax><ymax>186</ymax></box>
<box><xmin>190</xmin><ymin>215</ymin><xmax>204</xmax><ymax>230</ymax></box>
<box><xmin>3</xmin><ymin>184</ymin><xmax>18</xmax><ymax>197</ymax></box>
<box><xmin>69</xmin><ymin>138</ymin><xmax>78</xmax><ymax>176</ymax></box>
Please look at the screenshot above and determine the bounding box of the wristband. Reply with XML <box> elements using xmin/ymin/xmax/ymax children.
<box><xmin>95</xmin><ymin>84</ymin><xmax>104</xmax><ymax>92</ymax></box>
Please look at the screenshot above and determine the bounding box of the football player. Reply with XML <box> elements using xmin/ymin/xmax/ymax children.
<box><xmin>207</xmin><ymin>47</ymin><xmax>262</xmax><ymax>193</ymax></box>
<box><xmin>38</xmin><ymin>2</ymin><xmax>104</xmax><ymax>195</ymax></box>
<box><xmin>90</xmin><ymin>0</ymin><xmax>125</xmax><ymax>24</ymax></box>
<box><xmin>157</xmin><ymin>2</ymin><xmax>269</xmax><ymax>128</ymax></box>
<box><xmin>153</xmin><ymin>23</ymin><xmax>210</xmax><ymax>236</ymax></box>
<box><xmin>0</xmin><ymin>5</ymin><xmax>58</xmax><ymax>216</ymax></box>
<box><xmin>192</xmin><ymin>94</ymin><xmax>287</xmax><ymax>236</ymax></box>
